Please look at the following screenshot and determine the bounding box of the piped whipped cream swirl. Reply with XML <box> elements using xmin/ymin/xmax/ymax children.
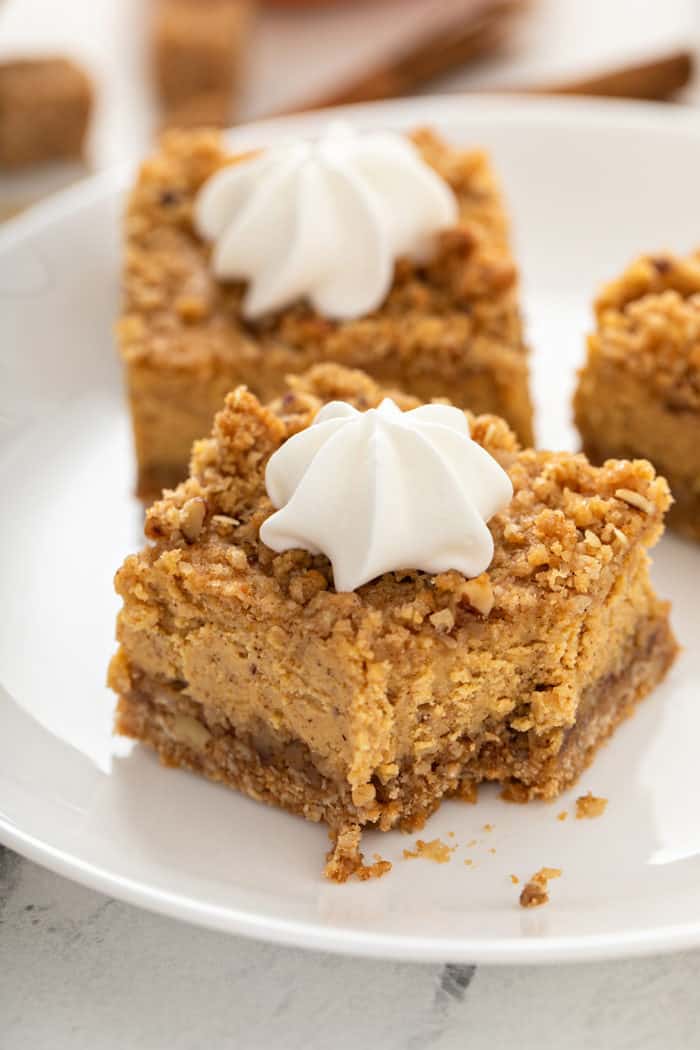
<box><xmin>194</xmin><ymin>122</ymin><xmax>458</xmax><ymax>321</ymax></box>
<box><xmin>260</xmin><ymin>398</ymin><xmax>513</xmax><ymax>592</ymax></box>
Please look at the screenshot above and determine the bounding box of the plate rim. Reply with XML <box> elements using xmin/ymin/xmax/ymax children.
<box><xmin>4</xmin><ymin>810</ymin><xmax>700</xmax><ymax>964</ymax></box>
<box><xmin>3</xmin><ymin>92</ymin><xmax>700</xmax><ymax>964</ymax></box>
<box><xmin>3</xmin><ymin>90</ymin><xmax>700</xmax><ymax>249</ymax></box>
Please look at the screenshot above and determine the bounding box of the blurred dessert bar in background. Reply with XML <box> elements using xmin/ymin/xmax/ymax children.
<box><xmin>118</xmin><ymin>125</ymin><xmax>534</xmax><ymax>500</ymax></box>
<box><xmin>0</xmin><ymin>58</ymin><xmax>92</xmax><ymax>169</ymax></box>
<box><xmin>153</xmin><ymin>0</ymin><xmax>256</xmax><ymax>128</ymax></box>
<box><xmin>574</xmin><ymin>251</ymin><xmax>700</xmax><ymax>541</ymax></box>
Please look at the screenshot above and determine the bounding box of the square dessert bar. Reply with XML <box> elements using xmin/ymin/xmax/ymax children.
<box><xmin>118</xmin><ymin>127</ymin><xmax>534</xmax><ymax>500</ymax></box>
<box><xmin>0</xmin><ymin>58</ymin><xmax>92</xmax><ymax>169</ymax></box>
<box><xmin>109</xmin><ymin>364</ymin><xmax>676</xmax><ymax>880</ymax></box>
<box><xmin>574</xmin><ymin>251</ymin><xmax>700</xmax><ymax>540</ymax></box>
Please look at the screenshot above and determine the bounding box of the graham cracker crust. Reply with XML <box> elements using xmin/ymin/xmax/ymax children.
<box><xmin>114</xmin><ymin>607</ymin><xmax>676</xmax><ymax>882</ymax></box>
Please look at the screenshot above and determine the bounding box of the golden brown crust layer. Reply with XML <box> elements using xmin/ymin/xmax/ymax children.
<box><xmin>119</xmin><ymin>126</ymin><xmax>534</xmax><ymax>496</ymax></box>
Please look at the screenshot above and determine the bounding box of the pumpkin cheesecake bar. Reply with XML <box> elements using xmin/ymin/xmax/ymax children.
<box><xmin>109</xmin><ymin>364</ymin><xmax>676</xmax><ymax>880</ymax></box>
<box><xmin>574</xmin><ymin>251</ymin><xmax>700</xmax><ymax>541</ymax></box>
<box><xmin>118</xmin><ymin>125</ymin><xmax>534</xmax><ymax>500</ymax></box>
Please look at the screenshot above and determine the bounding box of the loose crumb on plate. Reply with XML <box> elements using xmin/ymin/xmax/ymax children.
<box><xmin>519</xmin><ymin>866</ymin><xmax>562</xmax><ymax>908</ymax></box>
<box><xmin>576</xmin><ymin>792</ymin><xmax>608</xmax><ymax>819</ymax></box>
<box><xmin>467</xmin><ymin>838</ymin><xmax>478</xmax><ymax>848</ymax></box>
<box><xmin>354</xmin><ymin>856</ymin><xmax>392</xmax><ymax>881</ymax></box>
<box><xmin>510</xmin><ymin>874</ymin><xmax>519</xmax><ymax>884</ymax></box>
<box><xmin>464</xmin><ymin>858</ymin><xmax>473</xmax><ymax>867</ymax></box>
<box><xmin>488</xmin><ymin>847</ymin><xmax>497</xmax><ymax>854</ymax></box>
<box><xmin>483</xmin><ymin>823</ymin><xmax>494</xmax><ymax>832</ymax></box>
<box><xmin>557</xmin><ymin>810</ymin><xmax>568</xmax><ymax>821</ymax></box>
<box><xmin>403</xmin><ymin>838</ymin><xmax>455</xmax><ymax>864</ymax></box>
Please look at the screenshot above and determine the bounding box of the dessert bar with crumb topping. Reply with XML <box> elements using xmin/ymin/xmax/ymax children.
<box><xmin>575</xmin><ymin>251</ymin><xmax>700</xmax><ymax>541</ymax></box>
<box><xmin>118</xmin><ymin>127</ymin><xmax>534</xmax><ymax>500</ymax></box>
<box><xmin>109</xmin><ymin>364</ymin><xmax>675</xmax><ymax>880</ymax></box>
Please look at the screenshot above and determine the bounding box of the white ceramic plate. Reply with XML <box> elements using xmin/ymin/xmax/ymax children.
<box><xmin>1</xmin><ymin>96</ymin><xmax>699</xmax><ymax>964</ymax></box>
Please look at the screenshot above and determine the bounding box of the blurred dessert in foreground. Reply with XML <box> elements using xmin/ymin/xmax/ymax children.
<box><xmin>118</xmin><ymin>123</ymin><xmax>533</xmax><ymax>500</ymax></box>
<box><xmin>574</xmin><ymin>251</ymin><xmax>700</xmax><ymax>541</ymax></box>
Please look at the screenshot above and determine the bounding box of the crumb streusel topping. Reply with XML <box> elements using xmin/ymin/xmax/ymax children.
<box><xmin>142</xmin><ymin>362</ymin><xmax>669</xmax><ymax>654</ymax></box>
<box><xmin>593</xmin><ymin>251</ymin><xmax>700</xmax><ymax>411</ymax></box>
<box><xmin>120</xmin><ymin>128</ymin><xmax>523</xmax><ymax>371</ymax></box>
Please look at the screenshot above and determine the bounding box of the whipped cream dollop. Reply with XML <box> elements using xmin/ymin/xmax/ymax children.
<box><xmin>260</xmin><ymin>399</ymin><xmax>513</xmax><ymax>592</ymax></box>
<box><xmin>194</xmin><ymin>122</ymin><xmax>458</xmax><ymax>321</ymax></box>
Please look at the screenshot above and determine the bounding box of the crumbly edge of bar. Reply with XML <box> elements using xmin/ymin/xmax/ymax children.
<box><xmin>575</xmin><ymin>350</ymin><xmax>699</xmax><ymax>540</ymax></box>
<box><xmin>137</xmin><ymin>363</ymin><xmax>671</xmax><ymax>639</ymax></box>
<box><xmin>112</xmin><ymin>606</ymin><xmax>676</xmax><ymax>881</ymax></box>
<box><xmin>582</xmin><ymin>437</ymin><xmax>700</xmax><ymax>542</ymax></box>
<box><xmin>590</xmin><ymin>252</ymin><xmax>700</xmax><ymax>411</ymax></box>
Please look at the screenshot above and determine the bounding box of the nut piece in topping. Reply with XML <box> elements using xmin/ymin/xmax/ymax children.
<box><xmin>461</xmin><ymin>573</ymin><xmax>494</xmax><ymax>615</ymax></box>
<box><xmin>429</xmin><ymin>607</ymin><xmax>455</xmax><ymax>632</ymax></box>
<box><xmin>179</xmin><ymin>497</ymin><xmax>207</xmax><ymax>541</ymax></box>
<box><xmin>615</xmin><ymin>488</ymin><xmax>655</xmax><ymax>515</ymax></box>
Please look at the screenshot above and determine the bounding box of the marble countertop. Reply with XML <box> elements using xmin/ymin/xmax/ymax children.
<box><xmin>2</xmin><ymin>846</ymin><xmax>699</xmax><ymax>1049</ymax></box>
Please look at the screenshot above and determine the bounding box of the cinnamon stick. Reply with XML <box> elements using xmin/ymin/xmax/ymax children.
<box><xmin>528</xmin><ymin>50</ymin><xmax>693</xmax><ymax>102</ymax></box>
<box><xmin>273</xmin><ymin>0</ymin><xmax>522</xmax><ymax>114</ymax></box>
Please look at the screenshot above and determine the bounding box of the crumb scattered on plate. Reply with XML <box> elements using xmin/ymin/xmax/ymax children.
<box><xmin>354</xmin><ymin>856</ymin><xmax>392</xmax><ymax>881</ymax></box>
<box><xmin>467</xmin><ymin>838</ymin><xmax>477</xmax><ymax>848</ymax></box>
<box><xmin>557</xmin><ymin>810</ymin><xmax>568</xmax><ymax>821</ymax></box>
<box><xmin>519</xmin><ymin>866</ymin><xmax>562</xmax><ymax>908</ymax></box>
<box><xmin>510</xmin><ymin>874</ymin><xmax>519</xmax><ymax>884</ymax></box>
<box><xmin>464</xmin><ymin>858</ymin><xmax>473</xmax><ymax>867</ymax></box>
<box><xmin>483</xmin><ymin>823</ymin><xmax>494</xmax><ymax>832</ymax></box>
<box><xmin>403</xmin><ymin>838</ymin><xmax>455</xmax><ymax>864</ymax></box>
<box><xmin>576</xmin><ymin>792</ymin><xmax>608</xmax><ymax>819</ymax></box>
<box><xmin>488</xmin><ymin>847</ymin><xmax>496</xmax><ymax>854</ymax></box>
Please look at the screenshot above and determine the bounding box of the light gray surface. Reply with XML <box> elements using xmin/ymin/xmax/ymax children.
<box><xmin>2</xmin><ymin>846</ymin><xmax>699</xmax><ymax>1049</ymax></box>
